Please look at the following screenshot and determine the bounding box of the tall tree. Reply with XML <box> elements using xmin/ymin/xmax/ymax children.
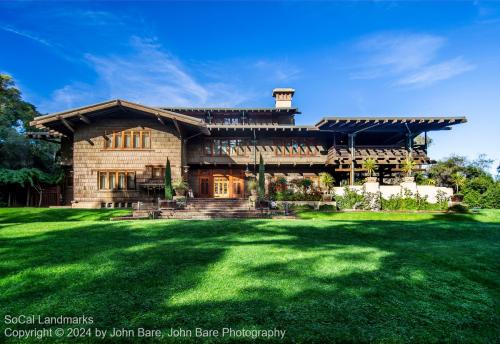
<box><xmin>0</xmin><ymin>74</ymin><xmax>58</xmax><ymax>171</ymax></box>
<box><xmin>164</xmin><ymin>158</ymin><xmax>173</xmax><ymax>200</ymax></box>
<box><xmin>258</xmin><ymin>154</ymin><xmax>265</xmax><ymax>198</ymax></box>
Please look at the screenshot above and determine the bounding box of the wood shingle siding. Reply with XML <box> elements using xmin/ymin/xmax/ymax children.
<box><xmin>72</xmin><ymin>117</ymin><xmax>182</xmax><ymax>207</ymax></box>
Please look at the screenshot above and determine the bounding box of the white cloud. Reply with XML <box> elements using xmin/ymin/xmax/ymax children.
<box><xmin>0</xmin><ymin>25</ymin><xmax>53</xmax><ymax>47</ymax></box>
<box><xmin>40</xmin><ymin>36</ymin><xmax>253</xmax><ymax>112</ymax></box>
<box><xmin>351</xmin><ymin>32</ymin><xmax>475</xmax><ymax>86</ymax></box>
<box><xmin>398</xmin><ymin>57</ymin><xmax>475</xmax><ymax>86</ymax></box>
<box><xmin>254</xmin><ymin>59</ymin><xmax>301</xmax><ymax>82</ymax></box>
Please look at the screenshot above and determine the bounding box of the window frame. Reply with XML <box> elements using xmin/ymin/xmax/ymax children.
<box><xmin>274</xmin><ymin>138</ymin><xmax>317</xmax><ymax>157</ymax></box>
<box><xmin>97</xmin><ymin>171</ymin><xmax>136</xmax><ymax>191</ymax></box>
<box><xmin>104</xmin><ymin>129</ymin><xmax>151</xmax><ymax>150</ymax></box>
<box><xmin>203</xmin><ymin>138</ymin><xmax>248</xmax><ymax>157</ymax></box>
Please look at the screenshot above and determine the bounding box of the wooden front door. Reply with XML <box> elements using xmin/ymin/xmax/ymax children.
<box><xmin>199</xmin><ymin>177</ymin><xmax>210</xmax><ymax>197</ymax></box>
<box><xmin>213</xmin><ymin>176</ymin><xmax>229</xmax><ymax>198</ymax></box>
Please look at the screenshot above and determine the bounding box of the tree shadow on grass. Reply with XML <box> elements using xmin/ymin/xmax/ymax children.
<box><xmin>0</xmin><ymin>208</ymin><xmax>131</xmax><ymax>224</ymax></box>
<box><xmin>0</xmin><ymin>218</ymin><xmax>499</xmax><ymax>343</ymax></box>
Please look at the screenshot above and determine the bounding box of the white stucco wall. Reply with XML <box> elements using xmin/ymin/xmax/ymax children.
<box><xmin>333</xmin><ymin>183</ymin><xmax>453</xmax><ymax>204</ymax></box>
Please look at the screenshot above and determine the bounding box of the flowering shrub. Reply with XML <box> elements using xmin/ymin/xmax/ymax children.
<box><xmin>335</xmin><ymin>187</ymin><xmax>365</xmax><ymax>210</ymax></box>
<box><xmin>271</xmin><ymin>178</ymin><xmax>322</xmax><ymax>201</ymax></box>
<box><xmin>334</xmin><ymin>187</ymin><xmax>449</xmax><ymax>211</ymax></box>
<box><xmin>381</xmin><ymin>190</ymin><xmax>448</xmax><ymax>211</ymax></box>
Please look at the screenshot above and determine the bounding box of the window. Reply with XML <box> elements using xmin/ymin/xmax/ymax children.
<box><xmin>118</xmin><ymin>172</ymin><xmax>126</xmax><ymax>190</ymax></box>
<box><xmin>133</xmin><ymin>132</ymin><xmax>140</xmax><ymax>148</ymax></box>
<box><xmin>275</xmin><ymin>138</ymin><xmax>317</xmax><ymax>157</ymax></box>
<box><xmin>222</xmin><ymin>116</ymin><xmax>240</xmax><ymax>125</ymax></box>
<box><xmin>204</xmin><ymin>142</ymin><xmax>212</xmax><ymax>156</ymax></box>
<box><xmin>114</xmin><ymin>133</ymin><xmax>122</xmax><ymax>149</ymax></box>
<box><xmin>127</xmin><ymin>172</ymin><xmax>136</xmax><ymax>190</ymax></box>
<box><xmin>142</xmin><ymin>131</ymin><xmax>150</xmax><ymax>149</ymax></box>
<box><xmin>203</xmin><ymin>139</ymin><xmax>248</xmax><ymax>156</ymax></box>
<box><xmin>104</xmin><ymin>130</ymin><xmax>151</xmax><ymax>149</ymax></box>
<box><xmin>98</xmin><ymin>171</ymin><xmax>136</xmax><ymax>190</ymax></box>
<box><xmin>123</xmin><ymin>132</ymin><xmax>131</xmax><ymax>148</ymax></box>
<box><xmin>99</xmin><ymin>172</ymin><xmax>107</xmax><ymax>190</ymax></box>
<box><xmin>152</xmin><ymin>167</ymin><xmax>163</xmax><ymax>178</ymax></box>
<box><xmin>109</xmin><ymin>173</ymin><xmax>116</xmax><ymax>190</ymax></box>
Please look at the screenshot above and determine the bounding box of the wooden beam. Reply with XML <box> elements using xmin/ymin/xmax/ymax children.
<box><xmin>60</xmin><ymin>117</ymin><xmax>75</xmax><ymax>133</ymax></box>
<box><xmin>157</xmin><ymin>116</ymin><xmax>166</xmax><ymax>126</ymax></box>
<box><xmin>79</xmin><ymin>115</ymin><xmax>91</xmax><ymax>124</ymax></box>
<box><xmin>172</xmin><ymin>119</ymin><xmax>182</xmax><ymax>137</ymax></box>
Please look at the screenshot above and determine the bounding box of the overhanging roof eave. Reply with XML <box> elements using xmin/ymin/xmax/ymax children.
<box><xmin>30</xmin><ymin>99</ymin><xmax>209</xmax><ymax>133</ymax></box>
<box><xmin>315</xmin><ymin>116</ymin><xmax>467</xmax><ymax>132</ymax></box>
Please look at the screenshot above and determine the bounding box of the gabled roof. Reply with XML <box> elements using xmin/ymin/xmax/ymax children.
<box><xmin>30</xmin><ymin>99</ymin><xmax>210</xmax><ymax>135</ymax></box>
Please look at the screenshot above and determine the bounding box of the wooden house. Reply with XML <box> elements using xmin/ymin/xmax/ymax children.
<box><xmin>29</xmin><ymin>88</ymin><xmax>466</xmax><ymax>208</ymax></box>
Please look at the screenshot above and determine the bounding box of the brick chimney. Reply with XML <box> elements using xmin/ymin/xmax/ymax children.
<box><xmin>272</xmin><ymin>88</ymin><xmax>295</xmax><ymax>108</ymax></box>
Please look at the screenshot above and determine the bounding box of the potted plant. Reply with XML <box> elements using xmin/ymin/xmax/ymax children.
<box><xmin>319</xmin><ymin>172</ymin><xmax>335</xmax><ymax>201</ymax></box>
<box><xmin>362</xmin><ymin>158</ymin><xmax>377</xmax><ymax>182</ymax></box>
<box><xmin>173</xmin><ymin>179</ymin><xmax>189</xmax><ymax>197</ymax></box>
<box><xmin>450</xmin><ymin>172</ymin><xmax>466</xmax><ymax>202</ymax></box>
<box><xmin>401</xmin><ymin>156</ymin><xmax>416</xmax><ymax>182</ymax></box>
<box><xmin>275</xmin><ymin>177</ymin><xmax>288</xmax><ymax>192</ymax></box>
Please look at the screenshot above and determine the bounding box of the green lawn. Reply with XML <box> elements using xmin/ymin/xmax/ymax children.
<box><xmin>1</xmin><ymin>208</ymin><xmax>499</xmax><ymax>343</ymax></box>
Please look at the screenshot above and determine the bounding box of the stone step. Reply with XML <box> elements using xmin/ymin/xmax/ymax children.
<box><xmin>159</xmin><ymin>209</ymin><xmax>269</xmax><ymax>219</ymax></box>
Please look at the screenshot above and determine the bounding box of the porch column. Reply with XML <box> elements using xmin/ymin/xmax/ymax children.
<box><xmin>348</xmin><ymin>133</ymin><xmax>356</xmax><ymax>186</ymax></box>
<box><xmin>182</xmin><ymin>139</ymin><xmax>187</xmax><ymax>179</ymax></box>
<box><xmin>406</xmin><ymin>133</ymin><xmax>413</xmax><ymax>154</ymax></box>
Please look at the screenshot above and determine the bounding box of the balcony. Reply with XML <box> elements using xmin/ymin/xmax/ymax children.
<box><xmin>327</xmin><ymin>145</ymin><xmax>429</xmax><ymax>165</ymax></box>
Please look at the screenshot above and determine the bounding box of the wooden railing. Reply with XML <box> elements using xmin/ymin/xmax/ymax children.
<box><xmin>327</xmin><ymin>145</ymin><xmax>429</xmax><ymax>164</ymax></box>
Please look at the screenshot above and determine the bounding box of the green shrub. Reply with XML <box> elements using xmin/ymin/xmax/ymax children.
<box><xmin>336</xmin><ymin>187</ymin><xmax>364</xmax><ymax>210</ymax></box>
<box><xmin>294</xmin><ymin>204</ymin><xmax>315</xmax><ymax>211</ymax></box>
<box><xmin>448</xmin><ymin>204</ymin><xmax>469</xmax><ymax>213</ymax></box>
<box><xmin>381</xmin><ymin>190</ymin><xmax>447</xmax><ymax>211</ymax></box>
<box><xmin>274</xmin><ymin>189</ymin><xmax>322</xmax><ymax>201</ymax></box>
<box><xmin>481</xmin><ymin>183</ymin><xmax>500</xmax><ymax>208</ymax></box>
<box><xmin>319</xmin><ymin>204</ymin><xmax>335</xmax><ymax>211</ymax></box>
<box><xmin>463</xmin><ymin>189</ymin><xmax>482</xmax><ymax>208</ymax></box>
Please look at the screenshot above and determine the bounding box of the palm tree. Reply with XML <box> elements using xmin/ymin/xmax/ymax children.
<box><xmin>401</xmin><ymin>156</ymin><xmax>416</xmax><ymax>177</ymax></box>
<box><xmin>362</xmin><ymin>158</ymin><xmax>377</xmax><ymax>178</ymax></box>
<box><xmin>319</xmin><ymin>172</ymin><xmax>334</xmax><ymax>193</ymax></box>
<box><xmin>451</xmin><ymin>172</ymin><xmax>466</xmax><ymax>194</ymax></box>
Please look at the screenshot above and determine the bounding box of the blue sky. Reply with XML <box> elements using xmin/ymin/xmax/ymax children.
<box><xmin>1</xmin><ymin>1</ymin><xmax>499</xmax><ymax>169</ymax></box>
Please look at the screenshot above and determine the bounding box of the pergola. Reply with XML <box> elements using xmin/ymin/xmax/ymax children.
<box><xmin>315</xmin><ymin>116</ymin><xmax>467</xmax><ymax>184</ymax></box>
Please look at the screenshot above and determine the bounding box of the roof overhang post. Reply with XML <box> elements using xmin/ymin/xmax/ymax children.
<box><xmin>348</xmin><ymin>133</ymin><xmax>356</xmax><ymax>186</ymax></box>
<box><xmin>253</xmin><ymin>129</ymin><xmax>257</xmax><ymax>173</ymax></box>
<box><xmin>404</xmin><ymin>123</ymin><xmax>413</xmax><ymax>154</ymax></box>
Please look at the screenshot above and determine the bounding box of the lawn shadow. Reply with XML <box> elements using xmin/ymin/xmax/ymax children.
<box><xmin>0</xmin><ymin>217</ymin><xmax>499</xmax><ymax>342</ymax></box>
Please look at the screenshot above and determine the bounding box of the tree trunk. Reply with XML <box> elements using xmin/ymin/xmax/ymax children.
<box><xmin>26</xmin><ymin>187</ymin><xmax>31</xmax><ymax>207</ymax></box>
<box><xmin>7</xmin><ymin>192</ymin><xmax>11</xmax><ymax>207</ymax></box>
<box><xmin>38</xmin><ymin>190</ymin><xmax>43</xmax><ymax>207</ymax></box>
